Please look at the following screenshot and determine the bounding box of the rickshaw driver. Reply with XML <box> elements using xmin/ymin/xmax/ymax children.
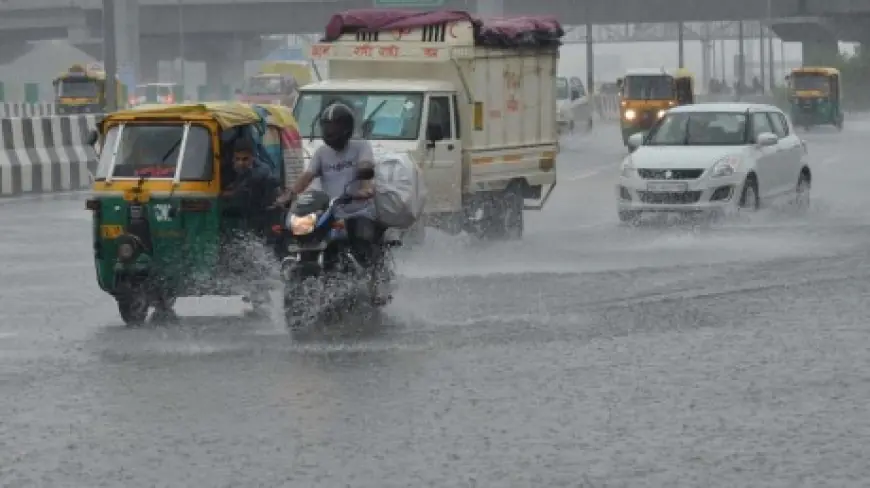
<box><xmin>274</xmin><ymin>102</ymin><xmax>390</xmax><ymax>305</ymax></box>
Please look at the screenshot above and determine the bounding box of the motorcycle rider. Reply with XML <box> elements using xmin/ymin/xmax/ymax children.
<box><xmin>275</xmin><ymin>102</ymin><xmax>390</xmax><ymax>305</ymax></box>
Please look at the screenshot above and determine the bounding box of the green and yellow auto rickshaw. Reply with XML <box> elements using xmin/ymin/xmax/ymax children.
<box><xmin>786</xmin><ymin>67</ymin><xmax>844</xmax><ymax>130</ymax></box>
<box><xmin>85</xmin><ymin>102</ymin><xmax>304</xmax><ymax>325</ymax></box>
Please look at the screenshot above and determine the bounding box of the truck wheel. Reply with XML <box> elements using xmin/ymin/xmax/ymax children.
<box><xmin>484</xmin><ymin>185</ymin><xmax>524</xmax><ymax>240</ymax></box>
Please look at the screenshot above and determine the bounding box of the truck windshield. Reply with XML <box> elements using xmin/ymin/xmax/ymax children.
<box><xmin>57</xmin><ymin>79</ymin><xmax>100</xmax><ymax>98</ymax></box>
<box><xmin>294</xmin><ymin>91</ymin><xmax>424</xmax><ymax>140</ymax></box>
<box><xmin>94</xmin><ymin>124</ymin><xmax>213</xmax><ymax>180</ymax></box>
<box><xmin>245</xmin><ymin>76</ymin><xmax>285</xmax><ymax>95</ymax></box>
<box><xmin>646</xmin><ymin>112</ymin><xmax>748</xmax><ymax>146</ymax></box>
<box><xmin>791</xmin><ymin>74</ymin><xmax>829</xmax><ymax>92</ymax></box>
<box><xmin>556</xmin><ymin>78</ymin><xmax>569</xmax><ymax>100</ymax></box>
<box><xmin>623</xmin><ymin>75</ymin><xmax>674</xmax><ymax>100</ymax></box>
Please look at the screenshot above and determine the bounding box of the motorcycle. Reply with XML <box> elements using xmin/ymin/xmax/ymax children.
<box><xmin>274</xmin><ymin>167</ymin><xmax>398</xmax><ymax>330</ymax></box>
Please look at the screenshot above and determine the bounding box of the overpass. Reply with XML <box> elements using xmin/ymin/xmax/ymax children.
<box><xmin>0</xmin><ymin>0</ymin><xmax>864</xmax><ymax>88</ymax></box>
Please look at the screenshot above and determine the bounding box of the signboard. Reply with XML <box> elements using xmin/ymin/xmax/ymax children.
<box><xmin>373</xmin><ymin>0</ymin><xmax>444</xmax><ymax>6</ymax></box>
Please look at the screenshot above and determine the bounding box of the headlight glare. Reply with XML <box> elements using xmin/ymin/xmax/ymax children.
<box><xmin>289</xmin><ymin>213</ymin><xmax>318</xmax><ymax>235</ymax></box>
<box><xmin>710</xmin><ymin>155</ymin><xmax>741</xmax><ymax>178</ymax></box>
<box><xmin>624</xmin><ymin>109</ymin><xmax>636</xmax><ymax>120</ymax></box>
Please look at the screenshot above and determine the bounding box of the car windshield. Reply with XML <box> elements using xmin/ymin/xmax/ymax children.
<box><xmin>245</xmin><ymin>76</ymin><xmax>286</xmax><ymax>95</ymax></box>
<box><xmin>57</xmin><ymin>78</ymin><xmax>100</xmax><ymax>98</ymax></box>
<box><xmin>294</xmin><ymin>91</ymin><xmax>424</xmax><ymax>140</ymax></box>
<box><xmin>623</xmin><ymin>75</ymin><xmax>674</xmax><ymax>100</ymax></box>
<box><xmin>556</xmin><ymin>78</ymin><xmax>569</xmax><ymax>100</ymax></box>
<box><xmin>94</xmin><ymin>124</ymin><xmax>213</xmax><ymax>180</ymax></box>
<box><xmin>646</xmin><ymin>112</ymin><xmax>748</xmax><ymax>146</ymax></box>
<box><xmin>791</xmin><ymin>74</ymin><xmax>829</xmax><ymax>92</ymax></box>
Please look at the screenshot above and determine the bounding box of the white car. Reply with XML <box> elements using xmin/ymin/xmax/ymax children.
<box><xmin>616</xmin><ymin>103</ymin><xmax>811</xmax><ymax>222</ymax></box>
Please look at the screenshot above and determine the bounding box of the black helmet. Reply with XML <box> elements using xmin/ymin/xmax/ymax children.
<box><xmin>320</xmin><ymin>102</ymin><xmax>355</xmax><ymax>151</ymax></box>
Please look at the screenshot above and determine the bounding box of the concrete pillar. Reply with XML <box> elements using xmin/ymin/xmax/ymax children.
<box><xmin>139</xmin><ymin>49</ymin><xmax>161</xmax><ymax>84</ymax></box>
<box><xmin>801</xmin><ymin>39</ymin><xmax>838</xmax><ymax>66</ymax></box>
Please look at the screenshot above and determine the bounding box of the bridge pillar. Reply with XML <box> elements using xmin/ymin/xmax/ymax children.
<box><xmin>801</xmin><ymin>39</ymin><xmax>839</xmax><ymax>66</ymax></box>
<box><xmin>186</xmin><ymin>36</ymin><xmax>261</xmax><ymax>101</ymax></box>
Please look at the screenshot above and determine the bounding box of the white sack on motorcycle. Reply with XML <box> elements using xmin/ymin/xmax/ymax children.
<box><xmin>371</xmin><ymin>149</ymin><xmax>427</xmax><ymax>229</ymax></box>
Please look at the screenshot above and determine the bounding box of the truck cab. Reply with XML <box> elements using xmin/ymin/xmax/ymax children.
<box><xmin>295</xmin><ymin>79</ymin><xmax>462</xmax><ymax>214</ymax></box>
<box><xmin>302</xmin><ymin>10</ymin><xmax>561</xmax><ymax>239</ymax></box>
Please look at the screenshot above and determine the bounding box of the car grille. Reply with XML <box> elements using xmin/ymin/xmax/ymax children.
<box><xmin>638</xmin><ymin>191</ymin><xmax>702</xmax><ymax>204</ymax></box>
<box><xmin>637</xmin><ymin>169</ymin><xmax>705</xmax><ymax>180</ymax></box>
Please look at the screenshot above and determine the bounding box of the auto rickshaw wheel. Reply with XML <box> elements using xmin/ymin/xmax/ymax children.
<box><xmin>117</xmin><ymin>292</ymin><xmax>149</xmax><ymax>326</ymax></box>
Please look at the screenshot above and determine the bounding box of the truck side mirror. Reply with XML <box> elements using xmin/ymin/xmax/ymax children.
<box><xmin>426</xmin><ymin>123</ymin><xmax>444</xmax><ymax>147</ymax></box>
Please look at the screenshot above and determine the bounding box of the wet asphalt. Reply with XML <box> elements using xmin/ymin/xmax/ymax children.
<box><xmin>2</xmin><ymin>118</ymin><xmax>870</xmax><ymax>487</ymax></box>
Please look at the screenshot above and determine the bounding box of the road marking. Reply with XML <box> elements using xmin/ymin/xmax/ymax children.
<box><xmin>566</xmin><ymin>167</ymin><xmax>612</xmax><ymax>181</ymax></box>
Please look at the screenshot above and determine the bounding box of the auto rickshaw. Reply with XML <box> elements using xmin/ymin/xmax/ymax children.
<box><xmin>85</xmin><ymin>102</ymin><xmax>305</xmax><ymax>325</ymax></box>
<box><xmin>786</xmin><ymin>67</ymin><xmax>843</xmax><ymax>130</ymax></box>
<box><xmin>616</xmin><ymin>68</ymin><xmax>694</xmax><ymax>146</ymax></box>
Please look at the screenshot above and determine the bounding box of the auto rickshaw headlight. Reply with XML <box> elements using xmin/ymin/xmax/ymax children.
<box><xmin>289</xmin><ymin>213</ymin><xmax>318</xmax><ymax>235</ymax></box>
<box><xmin>624</xmin><ymin>109</ymin><xmax>636</xmax><ymax>120</ymax></box>
<box><xmin>117</xmin><ymin>242</ymin><xmax>135</xmax><ymax>261</ymax></box>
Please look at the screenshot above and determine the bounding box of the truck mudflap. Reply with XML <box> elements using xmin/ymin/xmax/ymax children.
<box><xmin>524</xmin><ymin>180</ymin><xmax>556</xmax><ymax>211</ymax></box>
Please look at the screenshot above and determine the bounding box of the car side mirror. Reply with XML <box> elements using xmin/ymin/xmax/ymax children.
<box><xmin>355</xmin><ymin>166</ymin><xmax>375</xmax><ymax>181</ymax></box>
<box><xmin>426</xmin><ymin>123</ymin><xmax>444</xmax><ymax>148</ymax></box>
<box><xmin>756</xmin><ymin>132</ymin><xmax>778</xmax><ymax>146</ymax></box>
<box><xmin>627</xmin><ymin>132</ymin><xmax>645</xmax><ymax>151</ymax></box>
<box><xmin>86</xmin><ymin>129</ymin><xmax>99</xmax><ymax>146</ymax></box>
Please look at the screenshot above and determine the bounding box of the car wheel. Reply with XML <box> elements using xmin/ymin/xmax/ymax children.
<box><xmin>794</xmin><ymin>172</ymin><xmax>811</xmax><ymax>212</ymax></box>
<box><xmin>738</xmin><ymin>176</ymin><xmax>760</xmax><ymax>212</ymax></box>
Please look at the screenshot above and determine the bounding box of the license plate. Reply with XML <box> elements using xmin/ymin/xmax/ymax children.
<box><xmin>100</xmin><ymin>224</ymin><xmax>124</xmax><ymax>239</ymax></box>
<box><xmin>647</xmin><ymin>182</ymin><xmax>688</xmax><ymax>192</ymax></box>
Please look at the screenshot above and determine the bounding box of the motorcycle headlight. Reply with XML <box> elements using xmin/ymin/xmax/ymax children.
<box><xmin>624</xmin><ymin>109</ymin><xmax>636</xmax><ymax>121</ymax></box>
<box><xmin>709</xmin><ymin>155</ymin><xmax>741</xmax><ymax>178</ymax></box>
<box><xmin>289</xmin><ymin>213</ymin><xmax>317</xmax><ymax>235</ymax></box>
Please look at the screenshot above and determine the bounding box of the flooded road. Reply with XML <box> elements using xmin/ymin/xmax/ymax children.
<box><xmin>2</xmin><ymin>119</ymin><xmax>870</xmax><ymax>487</ymax></box>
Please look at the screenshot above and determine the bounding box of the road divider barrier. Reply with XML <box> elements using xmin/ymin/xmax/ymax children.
<box><xmin>1</xmin><ymin>103</ymin><xmax>55</xmax><ymax>118</ymax></box>
<box><xmin>0</xmin><ymin>115</ymin><xmax>98</xmax><ymax>197</ymax></box>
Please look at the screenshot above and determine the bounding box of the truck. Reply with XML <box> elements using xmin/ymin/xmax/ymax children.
<box><xmin>240</xmin><ymin>61</ymin><xmax>314</xmax><ymax>107</ymax></box>
<box><xmin>52</xmin><ymin>64</ymin><xmax>126</xmax><ymax>115</ymax></box>
<box><xmin>298</xmin><ymin>10</ymin><xmax>561</xmax><ymax>240</ymax></box>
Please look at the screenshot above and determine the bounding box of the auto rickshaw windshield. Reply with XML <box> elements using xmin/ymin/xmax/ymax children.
<box><xmin>622</xmin><ymin>75</ymin><xmax>675</xmax><ymax>100</ymax></box>
<box><xmin>790</xmin><ymin>73</ymin><xmax>830</xmax><ymax>92</ymax></box>
<box><xmin>94</xmin><ymin>124</ymin><xmax>214</xmax><ymax>180</ymax></box>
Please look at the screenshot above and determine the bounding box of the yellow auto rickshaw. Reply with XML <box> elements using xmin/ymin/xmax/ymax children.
<box><xmin>617</xmin><ymin>68</ymin><xmax>694</xmax><ymax>146</ymax></box>
<box><xmin>786</xmin><ymin>67</ymin><xmax>843</xmax><ymax>130</ymax></box>
<box><xmin>85</xmin><ymin>102</ymin><xmax>305</xmax><ymax>325</ymax></box>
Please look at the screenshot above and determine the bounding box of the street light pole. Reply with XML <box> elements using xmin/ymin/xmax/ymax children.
<box><xmin>179</xmin><ymin>0</ymin><xmax>186</xmax><ymax>98</ymax></box>
<box><xmin>767</xmin><ymin>0</ymin><xmax>776</xmax><ymax>90</ymax></box>
<box><xmin>103</xmin><ymin>0</ymin><xmax>118</xmax><ymax>112</ymax></box>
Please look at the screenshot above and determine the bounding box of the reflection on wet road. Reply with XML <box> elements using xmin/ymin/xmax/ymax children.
<box><xmin>2</xmin><ymin>120</ymin><xmax>870</xmax><ymax>486</ymax></box>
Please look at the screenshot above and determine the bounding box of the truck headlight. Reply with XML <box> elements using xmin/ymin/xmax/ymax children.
<box><xmin>623</xmin><ymin>109</ymin><xmax>636</xmax><ymax>121</ymax></box>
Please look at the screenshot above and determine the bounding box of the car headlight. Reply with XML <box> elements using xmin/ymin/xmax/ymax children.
<box><xmin>623</xmin><ymin>109</ymin><xmax>636</xmax><ymax>121</ymax></box>
<box><xmin>289</xmin><ymin>213</ymin><xmax>318</xmax><ymax>235</ymax></box>
<box><xmin>657</xmin><ymin>109</ymin><xmax>666</xmax><ymax>118</ymax></box>
<box><xmin>620</xmin><ymin>161</ymin><xmax>636</xmax><ymax>178</ymax></box>
<box><xmin>709</xmin><ymin>155</ymin><xmax>741</xmax><ymax>178</ymax></box>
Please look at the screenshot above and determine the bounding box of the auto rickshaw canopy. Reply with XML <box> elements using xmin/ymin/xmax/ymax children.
<box><xmin>100</xmin><ymin>102</ymin><xmax>299</xmax><ymax>133</ymax></box>
<box><xmin>790</xmin><ymin>66</ymin><xmax>840</xmax><ymax>77</ymax></box>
